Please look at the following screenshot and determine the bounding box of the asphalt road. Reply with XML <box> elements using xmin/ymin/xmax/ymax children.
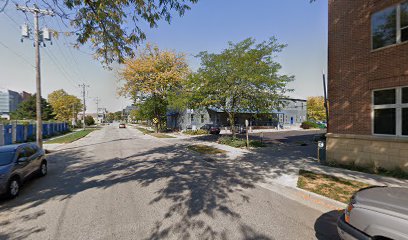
<box><xmin>0</xmin><ymin>125</ymin><xmax>339</xmax><ymax>240</ymax></box>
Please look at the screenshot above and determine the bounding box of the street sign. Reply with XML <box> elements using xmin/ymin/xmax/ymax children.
<box><xmin>153</xmin><ymin>118</ymin><xmax>159</xmax><ymax>124</ymax></box>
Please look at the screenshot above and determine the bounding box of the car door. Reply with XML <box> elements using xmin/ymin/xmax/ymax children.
<box><xmin>30</xmin><ymin>144</ymin><xmax>43</xmax><ymax>172</ymax></box>
<box><xmin>25</xmin><ymin>144</ymin><xmax>40</xmax><ymax>176</ymax></box>
<box><xmin>15</xmin><ymin>147</ymin><xmax>32</xmax><ymax>179</ymax></box>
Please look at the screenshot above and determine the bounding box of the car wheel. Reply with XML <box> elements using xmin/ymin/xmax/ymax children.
<box><xmin>7</xmin><ymin>178</ymin><xmax>20</xmax><ymax>199</ymax></box>
<box><xmin>38</xmin><ymin>161</ymin><xmax>47</xmax><ymax>177</ymax></box>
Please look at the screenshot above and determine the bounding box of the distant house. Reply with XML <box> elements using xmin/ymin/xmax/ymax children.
<box><xmin>0</xmin><ymin>89</ymin><xmax>24</xmax><ymax>120</ymax></box>
<box><xmin>167</xmin><ymin>98</ymin><xmax>307</xmax><ymax>130</ymax></box>
<box><xmin>123</xmin><ymin>105</ymin><xmax>138</xmax><ymax>122</ymax></box>
<box><xmin>327</xmin><ymin>0</ymin><xmax>408</xmax><ymax>172</ymax></box>
<box><xmin>97</xmin><ymin>108</ymin><xmax>107</xmax><ymax>123</ymax></box>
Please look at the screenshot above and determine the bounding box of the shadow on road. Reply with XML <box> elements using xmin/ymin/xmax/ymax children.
<box><xmin>0</xmin><ymin>131</ymin><xmax>338</xmax><ymax>239</ymax></box>
<box><xmin>314</xmin><ymin>210</ymin><xmax>341</xmax><ymax>240</ymax></box>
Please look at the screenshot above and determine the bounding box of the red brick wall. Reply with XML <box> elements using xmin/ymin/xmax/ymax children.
<box><xmin>328</xmin><ymin>0</ymin><xmax>408</xmax><ymax>135</ymax></box>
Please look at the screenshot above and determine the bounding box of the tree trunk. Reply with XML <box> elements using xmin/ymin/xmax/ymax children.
<box><xmin>228</xmin><ymin>112</ymin><xmax>236</xmax><ymax>138</ymax></box>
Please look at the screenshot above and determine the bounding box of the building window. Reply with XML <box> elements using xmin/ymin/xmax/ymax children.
<box><xmin>373</xmin><ymin>87</ymin><xmax>408</xmax><ymax>136</ymax></box>
<box><xmin>372</xmin><ymin>1</ymin><xmax>408</xmax><ymax>50</ymax></box>
<box><xmin>190</xmin><ymin>114</ymin><xmax>194</xmax><ymax>123</ymax></box>
<box><xmin>201</xmin><ymin>114</ymin><xmax>205</xmax><ymax>123</ymax></box>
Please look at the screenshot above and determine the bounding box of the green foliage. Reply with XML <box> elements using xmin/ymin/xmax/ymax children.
<box><xmin>84</xmin><ymin>115</ymin><xmax>95</xmax><ymax>126</ymax></box>
<box><xmin>10</xmin><ymin>94</ymin><xmax>55</xmax><ymax>121</ymax></box>
<box><xmin>183</xmin><ymin>129</ymin><xmax>208</xmax><ymax>135</ymax></box>
<box><xmin>31</xmin><ymin>1</ymin><xmax>198</xmax><ymax>66</ymax></box>
<box><xmin>48</xmin><ymin>89</ymin><xmax>83</xmax><ymax>121</ymax></box>
<box><xmin>129</xmin><ymin>109</ymin><xmax>142</xmax><ymax>121</ymax></box>
<box><xmin>300</xmin><ymin>121</ymin><xmax>319</xmax><ymax>129</ymax></box>
<box><xmin>307</xmin><ymin>96</ymin><xmax>326</xmax><ymax>122</ymax></box>
<box><xmin>187</xmin><ymin>37</ymin><xmax>293</xmax><ymax>137</ymax></box>
<box><xmin>218</xmin><ymin>136</ymin><xmax>265</xmax><ymax>148</ymax></box>
<box><xmin>137</xmin><ymin>96</ymin><xmax>168</xmax><ymax>131</ymax></box>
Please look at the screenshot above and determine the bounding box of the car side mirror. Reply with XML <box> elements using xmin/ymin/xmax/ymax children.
<box><xmin>18</xmin><ymin>157</ymin><xmax>28</xmax><ymax>164</ymax></box>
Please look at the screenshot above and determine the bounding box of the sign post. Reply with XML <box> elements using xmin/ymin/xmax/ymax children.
<box><xmin>245</xmin><ymin>119</ymin><xmax>249</xmax><ymax>148</ymax></box>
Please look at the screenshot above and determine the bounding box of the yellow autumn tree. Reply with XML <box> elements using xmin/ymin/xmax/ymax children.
<box><xmin>118</xmin><ymin>44</ymin><xmax>190</xmax><ymax>132</ymax></box>
<box><xmin>48</xmin><ymin>89</ymin><xmax>83</xmax><ymax>122</ymax></box>
<box><xmin>307</xmin><ymin>96</ymin><xmax>326</xmax><ymax>121</ymax></box>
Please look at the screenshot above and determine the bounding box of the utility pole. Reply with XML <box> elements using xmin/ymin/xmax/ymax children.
<box><xmin>72</xmin><ymin>103</ymin><xmax>77</xmax><ymax>128</ymax></box>
<box><xmin>79</xmin><ymin>83</ymin><xmax>90</xmax><ymax>130</ymax></box>
<box><xmin>95</xmin><ymin>97</ymin><xmax>100</xmax><ymax>124</ymax></box>
<box><xmin>17</xmin><ymin>4</ymin><xmax>54</xmax><ymax>149</ymax></box>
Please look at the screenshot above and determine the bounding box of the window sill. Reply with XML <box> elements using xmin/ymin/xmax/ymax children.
<box><xmin>371</xmin><ymin>40</ymin><xmax>408</xmax><ymax>53</ymax></box>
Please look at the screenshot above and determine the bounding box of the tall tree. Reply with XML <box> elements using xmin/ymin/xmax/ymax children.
<box><xmin>119</xmin><ymin>44</ymin><xmax>190</xmax><ymax>132</ymax></box>
<box><xmin>11</xmin><ymin>94</ymin><xmax>55</xmax><ymax>121</ymax></box>
<box><xmin>4</xmin><ymin>0</ymin><xmax>197</xmax><ymax>66</ymax></box>
<box><xmin>307</xmin><ymin>96</ymin><xmax>326</xmax><ymax>121</ymax></box>
<box><xmin>188</xmin><ymin>37</ymin><xmax>294</xmax><ymax>137</ymax></box>
<box><xmin>48</xmin><ymin>89</ymin><xmax>83</xmax><ymax>121</ymax></box>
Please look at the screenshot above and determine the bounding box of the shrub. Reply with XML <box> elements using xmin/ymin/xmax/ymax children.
<box><xmin>301</xmin><ymin>121</ymin><xmax>319</xmax><ymax>129</ymax></box>
<box><xmin>84</xmin><ymin>115</ymin><xmax>95</xmax><ymax>126</ymax></box>
<box><xmin>183</xmin><ymin>129</ymin><xmax>208</xmax><ymax>135</ymax></box>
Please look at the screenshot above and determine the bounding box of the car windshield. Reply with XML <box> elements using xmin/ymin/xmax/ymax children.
<box><xmin>0</xmin><ymin>152</ymin><xmax>15</xmax><ymax>166</ymax></box>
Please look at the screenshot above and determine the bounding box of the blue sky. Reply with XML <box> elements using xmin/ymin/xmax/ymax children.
<box><xmin>0</xmin><ymin>0</ymin><xmax>328</xmax><ymax>112</ymax></box>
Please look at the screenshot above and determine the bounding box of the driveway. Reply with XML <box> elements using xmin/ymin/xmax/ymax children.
<box><xmin>0</xmin><ymin>125</ymin><xmax>339</xmax><ymax>240</ymax></box>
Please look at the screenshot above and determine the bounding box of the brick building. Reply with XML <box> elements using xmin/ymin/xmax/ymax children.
<box><xmin>327</xmin><ymin>0</ymin><xmax>408</xmax><ymax>172</ymax></box>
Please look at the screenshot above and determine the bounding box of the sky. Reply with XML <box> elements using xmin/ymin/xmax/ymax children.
<box><xmin>0</xmin><ymin>0</ymin><xmax>328</xmax><ymax>113</ymax></box>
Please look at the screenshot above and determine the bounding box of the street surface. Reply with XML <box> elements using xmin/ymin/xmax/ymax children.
<box><xmin>0</xmin><ymin>125</ymin><xmax>339</xmax><ymax>240</ymax></box>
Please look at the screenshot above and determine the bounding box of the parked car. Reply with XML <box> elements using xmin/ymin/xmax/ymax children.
<box><xmin>119</xmin><ymin>123</ymin><xmax>126</xmax><ymax>128</ymax></box>
<box><xmin>0</xmin><ymin>143</ymin><xmax>47</xmax><ymax>198</ymax></box>
<box><xmin>200</xmin><ymin>124</ymin><xmax>221</xmax><ymax>134</ymax></box>
<box><xmin>338</xmin><ymin>186</ymin><xmax>408</xmax><ymax>240</ymax></box>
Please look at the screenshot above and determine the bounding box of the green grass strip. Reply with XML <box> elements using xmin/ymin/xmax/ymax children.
<box><xmin>45</xmin><ymin>129</ymin><xmax>97</xmax><ymax>144</ymax></box>
<box><xmin>135</xmin><ymin>127</ymin><xmax>175</xmax><ymax>138</ymax></box>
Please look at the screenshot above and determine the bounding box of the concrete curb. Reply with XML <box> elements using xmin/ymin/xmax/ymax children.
<box><xmin>256</xmin><ymin>182</ymin><xmax>346</xmax><ymax>213</ymax></box>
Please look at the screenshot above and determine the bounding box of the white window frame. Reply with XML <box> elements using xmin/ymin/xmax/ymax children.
<box><xmin>371</xmin><ymin>1</ymin><xmax>408</xmax><ymax>50</ymax></box>
<box><xmin>372</xmin><ymin>86</ymin><xmax>408</xmax><ymax>137</ymax></box>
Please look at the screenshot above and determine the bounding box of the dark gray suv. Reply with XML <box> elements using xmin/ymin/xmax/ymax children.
<box><xmin>0</xmin><ymin>143</ymin><xmax>47</xmax><ymax>198</ymax></box>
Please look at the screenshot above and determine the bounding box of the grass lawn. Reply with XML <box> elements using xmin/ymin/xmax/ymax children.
<box><xmin>135</xmin><ymin>127</ymin><xmax>175</xmax><ymax>138</ymax></box>
<box><xmin>218</xmin><ymin>136</ymin><xmax>265</xmax><ymax>148</ymax></box>
<box><xmin>297</xmin><ymin>170</ymin><xmax>371</xmax><ymax>203</ymax></box>
<box><xmin>188</xmin><ymin>144</ymin><xmax>226</xmax><ymax>155</ymax></box>
<box><xmin>45</xmin><ymin>129</ymin><xmax>97</xmax><ymax>144</ymax></box>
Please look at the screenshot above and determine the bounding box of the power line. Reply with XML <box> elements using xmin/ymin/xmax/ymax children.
<box><xmin>3</xmin><ymin>11</ymin><xmax>20</xmax><ymax>26</ymax></box>
<box><xmin>0</xmin><ymin>40</ymin><xmax>35</xmax><ymax>68</ymax></box>
<box><xmin>54</xmin><ymin>17</ymin><xmax>90</xmax><ymax>85</ymax></box>
<box><xmin>43</xmin><ymin>47</ymin><xmax>79</xmax><ymax>87</ymax></box>
<box><xmin>0</xmin><ymin>0</ymin><xmax>9</xmax><ymax>13</ymax></box>
<box><xmin>79</xmin><ymin>83</ymin><xmax>90</xmax><ymax>130</ymax></box>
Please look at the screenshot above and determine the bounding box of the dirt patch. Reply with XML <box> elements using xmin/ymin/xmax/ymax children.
<box><xmin>297</xmin><ymin>170</ymin><xmax>370</xmax><ymax>203</ymax></box>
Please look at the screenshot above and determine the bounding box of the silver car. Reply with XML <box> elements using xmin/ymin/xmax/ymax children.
<box><xmin>338</xmin><ymin>186</ymin><xmax>408</xmax><ymax>240</ymax></box>
<box><xmin>0</xmin><ymin>143</ymin><xmax>47</xmax><ymax>198</ymax></box>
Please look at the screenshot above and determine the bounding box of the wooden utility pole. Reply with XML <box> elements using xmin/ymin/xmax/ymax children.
<box><xmin>95</xmin><ymin>97</ymin><xmax>100</xmax><ymax>123</ymax></box>
<box><xmin>79</xmin><ymin>83</ymin><xmax>90</xmax><ymax>130</ymax></box>
<box><xmin>16</xmin><ymin>4</ymin><xmax>54</xmax><ymax>149</ymax></box>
